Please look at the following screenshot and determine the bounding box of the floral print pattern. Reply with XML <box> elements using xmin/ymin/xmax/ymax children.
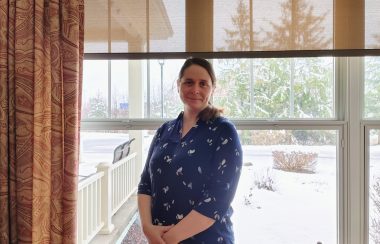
<box><xmin>138</xmin><ymin>113</ymin><xmax>242</xmax><ymax>243</ymax></box>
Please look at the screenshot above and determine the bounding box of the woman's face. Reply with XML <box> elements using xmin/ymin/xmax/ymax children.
<box><xmin>178</xmin><ymin>64</ymin><xmax>214</xmax><ymax>115</ymax></box>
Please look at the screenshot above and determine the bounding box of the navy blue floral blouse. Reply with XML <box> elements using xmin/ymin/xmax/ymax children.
<box><xmin>138</xmin><ymin>112</ymin><xmax>243</xmax><ymax>243</ymax></box>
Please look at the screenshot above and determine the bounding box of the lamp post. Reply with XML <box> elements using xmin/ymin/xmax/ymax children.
<box><xmin>158</xmin><ymin>59</ymin><xmax>165</xmax><ymax>118</ymax></box>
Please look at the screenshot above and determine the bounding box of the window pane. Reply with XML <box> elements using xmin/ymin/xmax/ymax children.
<box><xmin>366</xmin><ymin>0</ymin><xmax>380</xmax><ymax>49</ymax></box>
<box><xmin>369</xmin><ymin>129</ymin><xmax>380</xmax><ymax>244</ymax></box>
<box><xmin>213</xmin><ymin>58</ymin><xmax>335</xmax><ymax>119</ymax></box>
<box><xmin>147</xmin><ymin>59</ymin><xmax>183</xmax><ymax>118</ymax></box>
<box><xmin>79</xmin><ymin>128</ymin><xmax>339</xmax><ymax>243</ymax></box>
<box><xmin>233</xmin><ymin>130</ymin><xmax>337</xmax><ymax>244</ymax></box>
<box><xmin>82</xmin><ymin>60</ymin><xmax>148</xmax><ymax>119</ymax></box>
<box><xmin>111</xmin><ymin>60</ymin><xmax>129</xmax><ymax>118</ymax></box>
<box><xmin>82</xmin><ymin>60</ymin><xmax>109</xmax><ymax>119</ymax></box>
<box><xmin>365</xmin><ymin>57</ymin><xmax>380</xmax><ymax>119</ymax></box>
<box><xmin>79</xmin><ymin>130</ymin><xmax>155</xmax><ymax>177</ymax></box>
<box><xmin>82</xmin><ymin>58</ymin><xmax>335</xmax><ymax>120</ymax></box>
<box><xmin>79</xmin><ymin>130</ymin><xmax>130</xmax><ymax>179</ymax></box>
<box><xmin>80</xmin><ymin>130</ymin><xmax>129</xmax><ymax>163</ymax></box>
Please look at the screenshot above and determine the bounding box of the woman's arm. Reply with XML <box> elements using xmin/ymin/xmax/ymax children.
<box><xmin>138</xmin><ymin>194</ymin><xmax>172</xmax><ymax>244</ymax></box>
<box><xmin>138</xmin><ymin>194</ymin><xmax>153</xmax><ymax>230</ymax></box>
<box><xmin>138</xmin><ymin>125</ymin><xmax>173</xmax><ymax>243</ymax></box>
<box><xmin>162</xmin><ymin>210</ymin><xmax>215</xmax><ymax>244</ymax></box>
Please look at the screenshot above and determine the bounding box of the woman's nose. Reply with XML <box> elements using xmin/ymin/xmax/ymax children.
<box><xmin>191</xmin><ymin>84</ymin><xmax>200</xmax><ymax>94</ymax></box>
<box><xmin>192</xmin><ymin>88</ymin><xmax>200</xmax><ymax>95</ymax></box>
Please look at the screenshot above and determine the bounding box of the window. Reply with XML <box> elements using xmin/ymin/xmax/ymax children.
<box><xmin>233</xmin><ymin>129</ymin><xmax>338</xmax><ymax>244</ymax></box>
<box><xmin>80</xmin><ymin>57</ymin><xmax>343</xmax><ymax>244</ymax></box>
<box><xmin>81</xmin><ymin>0</ymin><xmax>380</xmax><ymax>243</ymax></box>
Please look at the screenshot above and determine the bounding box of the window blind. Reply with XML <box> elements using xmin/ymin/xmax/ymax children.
<box><xmin>84</xmin><ymin>0</ymin><xmax>380</xmax><ymax>56</ymax></box>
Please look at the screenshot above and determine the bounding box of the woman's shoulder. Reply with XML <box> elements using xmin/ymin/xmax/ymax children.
<box><xmin>210</xmin><ymin>116</ymin><xmax>235</xmax><ymax>128</ymax></box>
<box><xmin>156</xmin><ymin>114</ymin><xmax>182</xmax><ymax>135</ymax></box>
<box><xmin>206</xmin><ymin>116</ymin><xmax>242</xmax><ymax>148</ymax></box>
<box><xmin>204</xmin><ymin>116</ymin><xmax>238</xmax><ymax>136</ymax></box>
<box><xmin>157</xmin><ymin>119</ymin><xmax>177</xmax><ymax>133</ymax></box>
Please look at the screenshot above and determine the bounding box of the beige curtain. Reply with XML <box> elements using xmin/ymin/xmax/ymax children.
<box><xmin>0</xmin><ymin>0</ymin><xmax>84</xmax><ymax>243</ymax></box>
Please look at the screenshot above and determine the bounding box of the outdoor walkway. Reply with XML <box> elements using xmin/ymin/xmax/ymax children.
<box><xmin>120</xmin><ymin>215</ymin><xmax>148</xmax><ymax>244</ymax></box>
<box><xmin>90</xmin><ymin>194</ymin><xmax>138</xmax><ymax>244</ymax></box>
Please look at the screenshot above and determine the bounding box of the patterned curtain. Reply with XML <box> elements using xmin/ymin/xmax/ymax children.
<box><xmin>0</xmin><ymin>0</ymin><xmax>84</xmax><ymax>243</ymax></box>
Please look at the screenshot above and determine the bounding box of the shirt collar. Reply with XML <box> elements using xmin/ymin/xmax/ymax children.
<box><xmin>167</xmin><ymin>112</ymin><xmax>184</xmax><ymax>143</ymax></box>
<box><xmin>167</xmin><ymin>112</ymin><xmax>205</xmax><ymax>142</ymax></box>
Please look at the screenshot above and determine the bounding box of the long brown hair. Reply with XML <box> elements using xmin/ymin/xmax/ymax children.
<box><xmin>178</xmin><ymin>57</ymin><xmax>223</xmax><ymax>121</ymax></box>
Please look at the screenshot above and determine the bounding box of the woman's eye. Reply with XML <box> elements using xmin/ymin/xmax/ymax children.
<box><xmin>200</xmin><ymin>82</ymin><xmax>208</xmax><ymax>87</ymax></box>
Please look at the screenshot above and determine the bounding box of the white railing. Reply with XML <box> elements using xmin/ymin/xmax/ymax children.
<box><xmin>77</xmin><ymin>152</ymin><xmax>138</xmax><ymax>244</ymax></box>
<box><xmin>77</xmin><ymin>172</ymin><xmax>104</xmax><ymax>244</ymax></box>
<box><xmin>111</xmin><ymin>152</ymin><xmax>138</xmax><ymax>215</ymax></box>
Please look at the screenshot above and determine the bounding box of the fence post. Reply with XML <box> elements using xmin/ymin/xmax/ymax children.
<box><xmin>97</xmin><ymin>162</ymin><xmax>115</xmax><ymax>234</ymax></box>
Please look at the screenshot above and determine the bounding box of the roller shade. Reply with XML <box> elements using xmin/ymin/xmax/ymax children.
<box><xmin>84</xmin><ymin>0</ymin><xmax>380</xmax><ymax>56</ymax></box>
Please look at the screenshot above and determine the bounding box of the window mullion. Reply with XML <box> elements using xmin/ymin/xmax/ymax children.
<box><xmin>346</xmin><ymin>56</ymin><xmax>365</xmax><ymax>244</ymax></box>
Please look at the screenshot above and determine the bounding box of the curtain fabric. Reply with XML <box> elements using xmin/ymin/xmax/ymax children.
<box><xmin>0</xmin><ymin>0</ymin><xmax>84</xmax><ymax>243</ymax></box>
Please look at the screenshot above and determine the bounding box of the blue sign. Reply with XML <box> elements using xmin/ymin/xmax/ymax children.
<box><xmin>120</xmin><ymin>102</ymin><xmax>128</xmax><ymax>110</ymax></box>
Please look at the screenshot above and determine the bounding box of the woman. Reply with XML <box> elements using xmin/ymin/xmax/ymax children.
<box><xmin>138</xmin><ymin>57</ymin><xmax>242</xmax><ymax>244</ymax></box>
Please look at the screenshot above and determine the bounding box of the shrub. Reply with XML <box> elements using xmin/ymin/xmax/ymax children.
<box><xmin>244</xmin><ymin>168</ymin><xmax>276</xmax><ymax>206</ymax></box>
<box><xmin>370</xmin><ymin>178</ymin><xmax>380</xmax><ymax>244</ymax></box>
<box><xmin>244</xmin><ymin>191</ymin><xmax>254</xmax><ymax>206</ymax></box>
<box><xmin>253</xmin><ymin>168</ymin><xmax>276</xmax><ymax>191</ymax></box>
<box><xmin>272</xmin><ymin>150</ymin><xmax>318</xmax><ymax>173</ymax></box>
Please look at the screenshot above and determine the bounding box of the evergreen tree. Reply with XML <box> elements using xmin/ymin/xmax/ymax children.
<box><xmin>214</xmin><ymin>59</ymin><xmax>251</xmax><ymax>118</ymax></box>
<box><xmin>88</xmin><ymin>91</ymin><xmax>107</xmax><ymax>118</ymax></box>
<box><xmin>365</xmin><ymin>57</ymin><xmax>380</xmax><ymax>118</ymax></box>
<box><xmin>264</xmin><ymin>0</ymin><xmax>331</xmax><ymax>50</ymax></box>
<box><xmin>222</xmin><ymin>0</ymin><xmax>254</xmax><ymax>51</ymax></box>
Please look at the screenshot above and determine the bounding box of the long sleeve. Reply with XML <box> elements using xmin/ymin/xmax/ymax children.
<box><xmin>137</xmin><ymin>126</ymin><xmax>163</xmax><ymax>195</ymax></box>
<box><xmin>194</xmin><ymin>121</ymin><xmax>243</xmax><ymax>221</ymax></box>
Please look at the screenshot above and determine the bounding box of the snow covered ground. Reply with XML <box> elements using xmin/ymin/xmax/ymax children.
<box><xmin>232</xmin><ymin>145</ymin><xmax>337</xmax><ymax>244</ymax></box>
<box><xmin>232</xmin><ymin>145</ymin><xmax>380</xmax><ymax>244</ymax></box>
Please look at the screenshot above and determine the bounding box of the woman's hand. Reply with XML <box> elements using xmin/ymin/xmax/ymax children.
<box><xmin>142</xmin><ymin>224</ymin><xmax>173</xmax><ymax>244</ymax></box>
<box><xmin>162</xmin><ymin>231</ymin><xmax>179</xmax><ymax>244</ymax></box>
